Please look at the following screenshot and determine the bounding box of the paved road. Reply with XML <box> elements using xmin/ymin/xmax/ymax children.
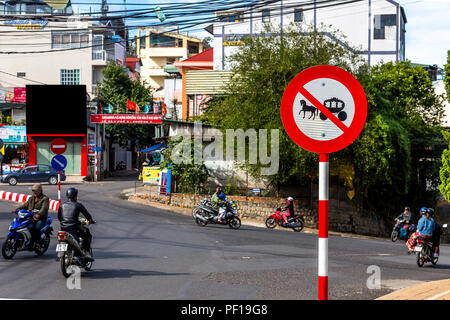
<box><xmin>0</xmin><ymin>178</ymin><xmax>449</xmax><ymax>300</ymax></box>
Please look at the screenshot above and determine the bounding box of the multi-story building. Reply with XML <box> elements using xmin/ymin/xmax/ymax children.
<box><xmin>0</xmin><ymin>0</ymin><xmax>126</xmax><ymax>176</ymax></box>
<box><xmin>213</xmin><ymin>0</ymin><xmax>407</xmax><ymax>70</ymax></box>
<box><xmin>136</xmin><ymin>27</ymin><xmax>204</xmax><ymax>101</ymax></box>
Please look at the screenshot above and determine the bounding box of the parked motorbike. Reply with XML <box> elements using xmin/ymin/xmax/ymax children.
<box><xmin>391</xmin><ymin>217</ymin><xmax>415</xmax><ymax>242</ymax></box>
<box><xmin>56</xmin><ymin>218</ymin><xmax>94</xmax><ymax>278</ymax></box>
<box><xmin>116</xmin><ymin>161</ymin><xmax>126</xmax><ymax>171</ymax></box>
<box><xmin>413</xmin><ymin>224</ymin><xmax>447</xmax><ymax>267</ymax></box>
<box><xmin>265</xmin><ymin>207</ymin><xmax>305</xmax><ymax>232</ymax></box>
<box><xmin>2</xmin><ymin>209</ymin><xmax>53</xmax><ymax>259</ymax></box>
<box><xmin>192</xmin><ymin>198</ymin><xmax>241</xmax><ymax>229</ymax></box>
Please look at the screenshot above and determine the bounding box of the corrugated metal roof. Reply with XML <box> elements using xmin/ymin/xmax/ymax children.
<box><xmin>185</xmin><ymin>70</ymin><xmax>233</xmax><ymax>95</ymax></box>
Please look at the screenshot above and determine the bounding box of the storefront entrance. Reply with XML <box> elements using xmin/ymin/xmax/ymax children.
<box><xmin>36</xmin><ymin>141</ymin><xmax>82</xmax><ymax>175</ymax></box>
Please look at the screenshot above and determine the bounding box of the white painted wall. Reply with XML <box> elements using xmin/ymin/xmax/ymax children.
<box><xmin>213</xmin><ymin>0</ymin><xmax>406</xmax><ymax>70</ymax></box>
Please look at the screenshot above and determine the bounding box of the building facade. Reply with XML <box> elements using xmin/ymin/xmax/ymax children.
<box><xmin>0</xmin><ymin>0</ymin><xmax>126</xmax><ymax>176</ymax></box>
<box><xmin>136</xmin><ymin>28</ymin><xmax>204</xmax><ymax>100</ymax></box>
<box><xmin>213</xmin><ymin>0</ymin><xmax>407</xmax><ymax>70</ymax></box>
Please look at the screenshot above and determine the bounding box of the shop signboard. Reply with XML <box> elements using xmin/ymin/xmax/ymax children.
<box><xmin>159</xmin><ymin>168</ymin><xmax>171</xmax><ymax>195</ymax></box>
<box><xmin>12</xmin><ymin>88</ymin><xmax>26</xmax><ymax>103</ymax></box>
<box><xmin>0</xmin><ymin>126</ymin><xmax>26</xmax><ymax>143</ymax></box>
<box><xmin>90</xmin><ymin>114</ymin><xmax>163</xmax><ymax>124</ymax></box>
<box><xmin>142</xmin><ymin>166</ymin><xmax>162</xmax><ymax>185</ymax></box>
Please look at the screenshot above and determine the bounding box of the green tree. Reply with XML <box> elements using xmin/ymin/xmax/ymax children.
<box><xmin>160</xmin><ymin>137</ymin><xmax>209</xmax><ymax>194</ymax></box>
<box><xmin>445</xmin><ymin>50</ymin><xmax>450</xmax><ymax>101</ymax></box>
<box><xmin>202</xmin><ymin>23</ymin><xmax>445</xmax><ymax>214</ymax></box>
<box><xmin>97</xmin><ymin>61</ymin><xmax>155</xmax><ymax>149</ymax></box>
<box><xmin>202</xmin><ymin>23</ymin><xmax>363</xmax><ymax>190</ymax></box>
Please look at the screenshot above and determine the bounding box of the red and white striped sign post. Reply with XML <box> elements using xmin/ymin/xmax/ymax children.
<box><xmin>281</xmin><ymin>66</ymin><xmax>367</xmax><ymax>300</ymax></box>
<box><xmin>318</xmin><ymin>153</ymin><xmax>329</xmax><ymax>300</ymax></box>
<box><xmin>51</xmin><ymin>138</ymin><xmax>67</xmax><ymax>203</ymax></box>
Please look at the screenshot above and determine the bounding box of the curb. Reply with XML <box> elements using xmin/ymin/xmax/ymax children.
<box><xmin>0</xmin><ymin>190</ymin><xmax>60</xmax><ymax>211</ymax></box>
<box><xmin>377</xmin><ymin>279</ymin><xmax>450</xmax><ymax>300</ymax></box>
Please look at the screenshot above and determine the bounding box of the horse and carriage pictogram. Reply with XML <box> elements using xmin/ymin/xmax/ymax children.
<box><xmin>299</xmin><ymin>97</ymin><xmax>347</xmax><ymax>122</ymax></box>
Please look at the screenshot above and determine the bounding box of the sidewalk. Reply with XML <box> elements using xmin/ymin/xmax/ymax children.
<box><xmin>377</xmin><ymin>279</ymin><xmax>450</xmax><ymax>300</ymax></box>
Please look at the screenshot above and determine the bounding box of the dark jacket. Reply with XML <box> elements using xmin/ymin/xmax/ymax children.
<box><xmin>17</xmin><ymin>194</ymin><xmax>49</xmax><ymax>221</ymax></box>
<box><xmin>285</xmin><ymin>202</ymin><xmax>295</xmax><ymax>217</ymax></box>
<box><xmin>58</xmin><ymin>199</ymin><xmax>94</xmax><ymax>230</ymax></box>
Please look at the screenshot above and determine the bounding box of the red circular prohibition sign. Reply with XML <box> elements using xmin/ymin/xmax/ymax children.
<box><xmin>280</xmin><ymin>65</ymin><xmax>367</xmax><ymax>154</ymax></box>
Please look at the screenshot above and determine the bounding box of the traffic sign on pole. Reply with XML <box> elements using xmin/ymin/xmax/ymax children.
<box><xmin>280</xmin><ymin>65</ymin><xmax>367</xmax><ymax>154</ymax></box>
<box><xmin>280</xmin><ymin>65</ymin><xmax>367</xmax><ymax>300</ymax></box>
<box><xmin>51</xmin><ymin>154</ymin><xmax>67</xmax><ymax>171</ymax></box>
<box><xmin>51</xmin><ymin>138</ymin><xmax>67</xmax><ymax>155</ymax></box>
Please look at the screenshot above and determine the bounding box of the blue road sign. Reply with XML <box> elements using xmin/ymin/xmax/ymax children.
<box><xmin>51</xmin><ymin>155</ymin><xmax>67</xmax><ymax>171</ymax></box>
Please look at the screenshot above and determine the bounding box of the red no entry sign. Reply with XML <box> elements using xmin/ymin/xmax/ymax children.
<box><xmin>280</xmin><ymin>65</ymin><xmax>367</xmax><ymax>153</ymax></box>
<box><xmin>51</xmin><ymin>138</ymin><xmax>67</xmax><ymax>155</ymax></box>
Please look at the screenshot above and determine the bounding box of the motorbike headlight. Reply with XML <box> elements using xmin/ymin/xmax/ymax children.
<box><xmin>8</xmin><ymin>226</ymin><xmax>12</xmax><ymax>231</ymax></box>
<box><xmin>18</xmin><ymin>212</ymin><xmax>27</xmax><ymax>219</ymax></box>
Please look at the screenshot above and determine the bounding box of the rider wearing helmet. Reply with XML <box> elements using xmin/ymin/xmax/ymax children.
<box><xmin>13</xmin><ymin>184</ymin><xmax>49</xmax><ymax>250</ymax></box>
<box><xmin>396</xmin><ymin>206</ymin><xmax>412</xmax><ymax>224</ymax></box>
<box><xmin>429</xmin><ymin>209</ymin><xmax>443</xmax><ymax>258</ymax></box>
<box><xmin>57</xmin><ymin>188</ymin><xmax>95</xmax><ymax>260</ymax></box>
<box><xmin>407</xmin><ymin>207</ymin><xmax>435</xmax><ymax>252</ymax></box>
<box><xmin>282</xmin><ymin>197</ymin><xmax>295</xmax><ymax>225</ymax></box>
<box><xmin>211</xmin><ymin>186</ymin><xmax>227</xmax><ymax>223</ymax></box>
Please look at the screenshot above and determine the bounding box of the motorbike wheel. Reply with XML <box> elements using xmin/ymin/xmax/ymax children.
<box><xmin>2</xmin><ymin>236</ymin><xmax>17</xmax><ymax>260</ymax></box>
<box><xmin>431</xmin><ymin>256</ymin><xmax>438</xmax><ymax>265</ymax></box>
<box><xmin>192</xmin><ymin>207</ymin><xmax>199</xmax><ymax>220</ymax></box>
<box><xmin>35</xmin><ymin>234</ymin><xmax>50</xmax><ymax>256</ymax></box>
<box><xmin>61</xmin><ymin>250</ymin><xmax>74</xmax><ymax>278</ymax></box>
<box><xmin>416</xmin><ymin>251</ymin><xmax>425</xmax><ymax>267</ymax></box>
<box><xmin>265</xmin><ymin>217</ymin><xmax>277</xmax><ymax>229</ymax></box>
<box><xmin>292</xmin><ymin>218</ymin><xmax>304</xmax><ymax>232</ymax></box>
<box><xmin>85</xmin><ymin>248</ymin><xmax>93</xmax><ymax>271</ymax></box>
<box><xmin>391</xmin><ymin>231</ymin><xmax>398</xmax><ymax>242</ymax></box>
<box><xmin>228</xmin><ymin>216</ymin><xmax>241</xmax><ymax>230</ymax></box>
<box><xmin>195</xmin><ymin>217</ymin><xmax>208</xmax><ymax>227</ymax></box>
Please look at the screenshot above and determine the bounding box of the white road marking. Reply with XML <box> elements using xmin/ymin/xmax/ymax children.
<box><xmin>427</xmin><ymin>290</ymin><xmax>450</xmax><ymax>300</ymax></box>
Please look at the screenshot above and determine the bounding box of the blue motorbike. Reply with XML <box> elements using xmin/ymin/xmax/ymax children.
<box><xmin>2</xmin><ymin>209</ymin><xmax>53</xmax><ymax>259</ymax></box>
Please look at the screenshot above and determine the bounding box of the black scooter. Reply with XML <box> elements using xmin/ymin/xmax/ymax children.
<box><xmin>192</xmin><ymin>198</ymin><xmax>241</xmax><ymax>229</ymax></box>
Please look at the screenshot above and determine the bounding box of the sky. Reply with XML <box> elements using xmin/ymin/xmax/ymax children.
<box><xmin>71</xmin><ymin>0</ymin><xmax>450</xmax><ymax>68</ymax></box>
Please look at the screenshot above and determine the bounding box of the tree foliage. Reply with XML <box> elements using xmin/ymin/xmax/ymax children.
<box><xmin>445</xmin><ymin>50</ymin><xmax>450</xmax><ymax>101</ymax></box>
<box><xmin>202</xmin><ymin>23</ymin><xmax>445</xmax><ymax>214</ymax></box>
<box><xmin>97</xmin><ymin>61</ymin><xmax>154</xmax><ymax>149</ymax></box>
<box><xmin>160</xmin><ymin>137</ymin><xmax>210</xmax><ymax>194</ymax></box>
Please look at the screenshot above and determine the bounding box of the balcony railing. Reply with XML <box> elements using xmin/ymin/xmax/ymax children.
<box><xmin>92</xmin><ymin>50</ymin><xmax>114</xmax><ymax>62</ymax></box>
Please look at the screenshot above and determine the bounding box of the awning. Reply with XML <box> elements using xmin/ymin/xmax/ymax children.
<box><xmin>139</xmin><ymin>143</ymin><xmax>167</xmax><ymax>153</ymax></box>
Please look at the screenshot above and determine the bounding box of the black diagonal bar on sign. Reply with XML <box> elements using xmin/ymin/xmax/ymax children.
<box><xmin>298</xmin><ymin>86</ymin><xmax>349</xmax><ymax>133</ymax></box>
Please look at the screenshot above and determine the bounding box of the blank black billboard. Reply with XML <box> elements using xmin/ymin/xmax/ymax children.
<box><xmin>26</xmin><ymin>85</ymin><xmax>87</xmax><ymax>135</ymax></box>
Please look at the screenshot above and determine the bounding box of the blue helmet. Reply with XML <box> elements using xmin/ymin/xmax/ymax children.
<box><xmin>420</xmin><ymin>207</ymin><xmax>427</xmax><ymax>215</ymax></box>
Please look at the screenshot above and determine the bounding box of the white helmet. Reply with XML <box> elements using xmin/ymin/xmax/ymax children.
<box><xmin>287</xmin><ymin>196</ymin><xmax>294</xmax><ymax>202</ymax></box>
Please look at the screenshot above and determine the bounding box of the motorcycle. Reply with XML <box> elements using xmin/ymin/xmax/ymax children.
<box><xmin>56</xmin><ymin>218</ymin><xmax>94</xmax><ymax>278</ymax></box>
<box><xmin>391</xmin><ymin>217</ymin><xmax>415</xmax><ymax>242</ymax></box>
<box><xmin>265</xmin><ymin>207</ymin><xmax>305</xmax><ymax>232</ymax></box>
<box><xmin>116</xmin><ymin>161</ymin><xmax>126</xmax><ymax>171</ymax></box>
<box><xmin>2</xmin><ymin>209</ymin><xmax>53</xmax><ymax>259</ymax></box>
<box><xmin>192</xmin><ymin>198</ymin><xmax>241</xmax><ymax>229</ymax></box>
<box><xmin>413</xmin><ymin>224</ymin><xmax>447</xmax><ymax>267</ymax></box>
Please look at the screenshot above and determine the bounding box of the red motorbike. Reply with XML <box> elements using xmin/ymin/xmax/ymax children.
<box><xmin>265</xmin><ymin>207</ymin><xmax>305</xmax><ymax>232</ymax></box>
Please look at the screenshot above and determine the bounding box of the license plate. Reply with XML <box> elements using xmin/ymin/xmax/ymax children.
<box><xmin>415</xmin><ymin>246</ymin><xmax>422</xmax><ymax>252</ymax></box>
<box><xmin>56</xmin><ymin>243</ymin><xmax>68</xmax><ymax>252</ymax></box>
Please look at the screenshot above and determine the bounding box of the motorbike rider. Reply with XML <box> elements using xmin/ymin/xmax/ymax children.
<box><xmin>211</xmin><ymin>186</ymin><xmax>227</xmax><ymax>223</ymax></box>
<box><xmin>57</xmin><ymin>188</ymin><xmax>95</xmax><ymax>260</ymax></box>
<box><xmin>429</xmin><ymin>209</ymin><xmax>443</xmax><ymax>258</ymax></box>
<box><xmin>407</xmin><ymin>207</ymin><xmax>435</xmax><ymax>252</ymax></box>
<box><xmin>13</xmin><ymin>184</ymin><xmax>49</xmax><ymax>250</ymax></box>
<box><xmin>395</xmin><ymin>206</ymin><xmax>412</xmax><ymax>236</ymax></box>
<box><xmin>282</xmin><ymin>197</ymin><xmax>295</xmax><ymax>225</ymax></box>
